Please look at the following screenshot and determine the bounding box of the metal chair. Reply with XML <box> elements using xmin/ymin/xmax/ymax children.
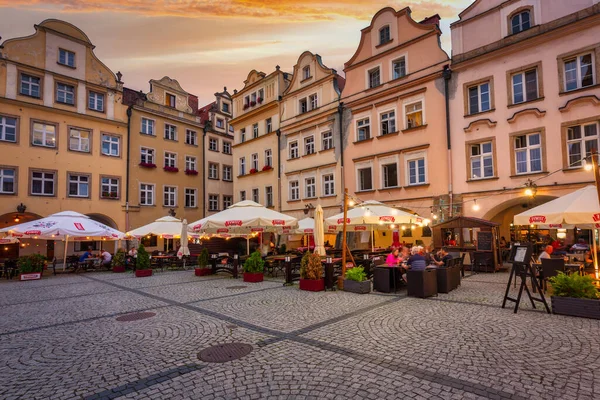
<box><xmin>540</xmin><ymin>258</ymin><xmax>565</xmax><ymax>292</ymax></box>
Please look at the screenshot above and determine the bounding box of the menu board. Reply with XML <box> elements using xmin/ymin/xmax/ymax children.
<box><xmin>476</xmin><ymin>231</ymin><xmax>493</xmax><ymax>251</ymax></box>
<box><xmin>514</xmin><ymin>247</ymin><xmax>528</xmax><ymax>263</ymax></box>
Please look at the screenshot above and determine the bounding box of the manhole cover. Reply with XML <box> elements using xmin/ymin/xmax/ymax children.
<box><xmin>116</xmin><ymin>312</ymin><xmax>156</xmax><ymax>322</ymax></box>
<box><xmin>226</xmin><ymin>285</ymin><xmax>247</xmax><ymax>289</ymax></box>
<box><xmin>198</xmin><ymin>343</ymin><xmax>253</xmax><ymax>363</ymax></box>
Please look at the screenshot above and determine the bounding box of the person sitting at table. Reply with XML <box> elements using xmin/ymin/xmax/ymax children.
<box><xmin>79</xmin><ymin>246</ymin><xmax>93</xmax><ymax>262</ymax></box>
<box><xmin>386</xmin><ymin>248</ymin><xmax>401</xmax><ymax>266</ymax></box>
<box><xmin>100</xmin><ymin>250</ymin><xmax>112</xmax><ymax>268</ymax></box>
<box><xmin>537</xmin><ymin>245</ymin><xmax>553</xmax><ymax>263</ymax></box>
<box><xmin>423</xmin><ymin>246</ymin><xmax>435</xmax><ymax>265</ymax></box>
<box><xmin>128</xmin><ymin>247</ymin><xmax>138</xmax><ymax>258</ymax></box>
<box><xmin>407</xmin><ymin>246</ymin><xmax>427</xmax><ymax>270</ymax></box>
<box><xmin>399</xmin><ymin>246</ymin><xmax>410</xmax><ymax>262</ymax></box>
<box><xmin>433</xmin><ymin>247</ymin><xmax>452</xmax><ymax>267</ymax></box>
<box><xmin>570</xmin><ymin>238</ymin><xmax>590</xmax><ymax>252</ymax></box>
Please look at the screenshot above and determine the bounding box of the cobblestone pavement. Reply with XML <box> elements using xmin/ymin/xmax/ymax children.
<box><xmin>1</xmin><ymin>270</ymin><xmax>599</xmax><ymax>399</ymax></box>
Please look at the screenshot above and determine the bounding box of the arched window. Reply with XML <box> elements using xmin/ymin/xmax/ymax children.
<box><xmin>379</xmin><ymin>25</ymin><xmax>391</xmax><ymax>45</ymax></box>
<box><xmin>511</xmin><ymin>10</ymin><xmax>531</xmax><ymax>34</ymax></box>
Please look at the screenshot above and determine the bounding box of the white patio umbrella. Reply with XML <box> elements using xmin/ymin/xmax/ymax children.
<box><xmin>294</xmin><ymin>218</ymin><xmax>315</xmax><ymax>234</ymax></box>
<box><xmin>0</xmin><ymin>235</ymin><xmax>20</xmax><ymax>244</ymax></box>
<box><xmin>127</xmin><ymin>215</ymin><xmax>184</xmax><ymax>252</ymax></box>
<box><xmin>177</xmin><ymin>219</ymin><xmax>190</xmax><ymax>259</ymax></box>
<box><xmin>314</xmin><ymin>206</ymin><xmax>326</xmax><ymax>256</ymax></box>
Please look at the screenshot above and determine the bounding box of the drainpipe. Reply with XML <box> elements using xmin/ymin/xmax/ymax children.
<box><xmin>202</xmin><ymin>126</ymin><xmax>207</xmax><ymax>218</ymax></box>
<box><xmin>125</xmin><ymin>105</ymin><xmax>132</xmax><ymax>232</ymax></box>
<box><xmin>443</xmin><ymin>65</ymin><xmax>453</xmax><ymax>218</ymax></box>
<box><xmin>276</xmin><ymin>128</ymin><xmax>282</xmax><ymax>212</ymax></box>
<box><xmin>337</xmin><ymin>102</ymin><xmax>345</xmax><ymax>195</ymax></box>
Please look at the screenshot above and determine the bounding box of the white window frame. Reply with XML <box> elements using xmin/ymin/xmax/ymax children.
<box><xmin>366</xmin><ymin>66</ymin><xmax>381</xmax><ymax>89</ymax></box>
<box><xmin>303</xmin><ymin>65</ymin><xmax>311</xmax><ymax>80</ymax></box>
<box><xmin>321</xmin><ymin>131</ymin><xmax>333</xmax><ymax>150</ymax></box>
<box><xmin>251</xmin><ymin>153</ymin><xmax>259</xmax><ymax>171</ymax></box>
<box><xmin>322</xmin><ymin>174</ymin><xmax>335</xmax><ymax>196</ymax></box>
<box><xmin>69</xmin><ymin>128</ymin><xmax>90</xmax><ymax>153</ymax></box>
<box><xmin>564</xmin><ymin>53</ymin><xmax>595</xmax><ymax>92</ymax></box>
<box><xmin>164</xmin><ymin>123</ymin><xmax>177</xmax><ymax>141</ymax></box>
<box><xmin>141</xmin><ymin>118</ymin><xmax>155</xmax><ymax>136</ymax></box>
<box><xmin>185</xmin><ymin>188</ymin><xmax>197</xmax><ymax>208</ymax></box>
<box><xmin>356</xmin><ymin>166</ymin><xmax>373</xmax><ymax>192</ymax></box>
<box><xmin>512</xmin><ymin>69</ymin><xmax>538</xmax><ymax>104</ymax></box>
<box><xmin>252</xmin><ymin>188</ymin><xmax>259</xmax><ymax>203</ymax></box>
<box><xmin>356</xmin><ymin>118</ymin><xmax>371</xmax><ymax>141</ymax></box>
<box><xmin>223</xmin><ymin>195</ymin><xmax>233</xmax><ymax>209</ymax></box>
<box><xmin>164</xmin><ymin>152</ymin><xmax>177</xmax><ymax>168</ymax></box>
<box><xmin>185</xmin><ymin>156</ymin><xmax>197</xmax><ymax>171</ymax></box>
<box><xmin>567</xmin><ymin>122</ymin><xmax>599</xmax><ymax>168</ymax></box>
<box><xmin>239</xmin><ymin>191</ymin><xmax>246</xmax><ymax>201</ymax></box>
<box><xmin>511</xmin><ymin>10</ymin><xmax>531</xmax><ymax>34</ymax></box>
<box><xmin>20</xmin><ymin>74</ymin><xmax>41</xmax><ymax>97</ymax></box>
<box><xmin>223</xmin><ymin>141</ymin><xmax>232</xmax><ymax>154</ymax></box>
<box><xmin>266</xmin><ymin>118</ymin><xmax>272</xmax><ymax>133</ymax></box>
<box><xmin>0</xmin><ymin>168</ymin><xmax>16</xmax><ymax>194</ymax></box>
<box><xmin>209</xmin><ymin>137</ymin><xmax>218</xmax><ymax>151</ymax></box>
<box><xmin>299</xmin><ymin>98</ymin><xmax>308</xmax><ymax>114</ymax></box>
<box><xmin>240</xmin><ymin>128</ymin><xmax>246</xmax><ymax>143</ymax></box>
<box><xmin>253</xmin><ymin>123</ymin><xmax>259</xmax><ymax>139</ymax></box>
<box><xmin>379</xmin><ymin>25</ymin><xmax>391</xmax><ymax>45</ymax></box>
<box><xmin>101</xmin><ymin>134</ymin><xmax>120</xmax><ymax>157</ymax></box>
<box><xmin>223</xmin><ymin>165</ymin><xmax>232</xmax><ymax>181</ymax></box>
<box><xmin>289</xmin><ymin>141</ymin><xmax>299</xmax><ymax>159</ymax></box>
<box><xmin>469</xmin><ymin>142</ymin><xmax>494</xmax><ymax>179</ymax></box>
<box><xmin>381</xmin><ymin>162</ymin><xmax>399</xmax><ymax>189</ymax></box>
<box><xmin>56</xmin><ymin>83</ymin><xmax>75</xmax><ymax>105</ymax></box>
<box><xmin>31</xmin><ymin>171</ymin><xmax>55</xmax><ymax>196</ymax></box>
<box><xmin>58</xmin><ymin>48</ymin><xmax>76</xmax><ymax>67</ymax></box>
<box><xmin>163</xmin><ymin>186</ymin><xmax>177</xmax><ymax>207</ymax></box>
<box><xmin>208</xmin><ymin>163</ymin><xmax>219</xmax><ymax>179</ymax></box>
<box><xmin>216</xmin><ymin>118</ymin><xmax>224</xmax><ymax>129</ymax></box>
<box><xmin>404</xmin><ymin>101</ymin><xmax>424</xmax><ymax>130</ymax></box>
<box><xmin>406</xmin><ymin>155</ymin><xmax>427</xmax><ymax>186</ymax></box>
<box><xmin>185</xmin><ymin>129</ymin><xmax>197</xmax><ymax>145</ymax></box>
<box><xmin>309</xmin><ymin>93</ymin><xmax>318</xmax><ymax>110</ymax></box>
<box><xmin>239</xmin><ymin>157</ymin><xmax>246</xmax><ymax>175</ymax></box>
<box><xmin>68</xmin><ymin>174</ymin><xmax>89</xmax><ymax>198</ymax></box>
<box><xmin>305</xmin><ymin>177</ymin><xmax>316</xmax><ymax>199</ymax></box>
<box><xmin>380</xmin><ymin>109</ymin><xmax>396</xmax><ymax>135</ymax></box>
<box><xmin>88</xmin><ymin>91</ymin><xmax>104</xmax><ymax>112</ymax></box>
<box><xmin>265</xmin><ymin>186</ymin><xmax>273</xmax><ymax>207</ymax></box>
<box><xmin>290</xmin><ymin>180</ymin><xmax>299</xmax><ymax>201</ymax></box>
<box><xmin>0</xmin><ymin>116</ymin><xmax>17</xmax><ymax>142</ymax></box>
<box><xmin>139</xmin><ymin>183</ymin><xmax>155</xmax><ymax>205</ymax></box>
<box><xmin>140</xmin><ymin>147</ymin><xmax>155</xmax><ymax>165</ymax></box>
<box><xmin>32</xmin><ymin>122</ymin><xmax>56</xmax><ymax>148</ymax></box>
<box><xmin>265</xmin><ymin>149</ymin><xmax>272</xmax><ymax>167</ymax></box>
<box><xmin>101</xmin><ymin>177</ymin><xmax>119</xmax><ymax>199</ymax></box>
<box><xmin>515</xmin><ymin>132</ymin><xmax>543</xmax><ymax>175</ymax></box>
<box><xmin>304</xmin><ymin>136</ymin><xmax>315</xmax><ymax>155</ymax></box>
<box><xmin>391</xmin><ymin>55</ymin><xmax>408</xmax><ymax>80</ymax></box>
<box><xmin>468</xmin><ymin>82</ymin><xmax>491</xmax><ymax>114</ymax></box>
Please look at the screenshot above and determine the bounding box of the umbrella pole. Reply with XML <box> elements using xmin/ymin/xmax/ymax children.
<box><xmin>371</xmin><ymin>225</ymin><xmax>374</xmax><ymax>253</ymax></box>
<box><xmin>246</xmin><ymin>236</ymin><xmax>250</xmax><ymax>256</ymax></box>
<box><xmin>593</xmin><ymin>229</ymin><xmax>599</xmax><ymax>280</ymax></box>
<box><xmin>63</xmin><ymin>235</ymin><xmax>69</xmax><ymax>272</ymax></box>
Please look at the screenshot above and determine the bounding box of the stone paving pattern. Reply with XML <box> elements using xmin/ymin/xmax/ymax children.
<box><xmin>0</xmin><ymin>270</ymin><xmax>599</xmax><ymax>399</ymax></box>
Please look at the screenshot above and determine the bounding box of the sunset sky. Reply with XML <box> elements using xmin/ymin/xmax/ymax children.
<box><xmin>0</xmin><ymin>0</ymin><xmax>472</xmax><ymax>106</ymax></box>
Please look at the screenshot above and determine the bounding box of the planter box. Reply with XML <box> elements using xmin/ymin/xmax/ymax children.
<box><xmin>407</xmin><ymin>269</ymin><xmax>438</xmax><ymax>298</ymax></box>
<box><xmin>243</xmin><ymin>272</ymin><xmax>264</xmax><ymax>283</ymax></box>
<box><xmin>343</xmin><ymin>279</ymin><xmax>371</xmax><ymax>294</ymax></box>
<box><xmin>551</xmin><ymin>296</ymin><xmax>600</xmax><ymax>320</ymax></box>
<box><xmin>195</xmin><ymin>268</ymin><xmax>212</xmax><ymax>276</ymax></box>
<box><xmin>135</xmin><ymin>269</ymin><xmax>153</xmax><ymax>278</ymax></box>
<box><xmin>299</xmin><ymin>278</ymin><xmax>324</xmax><ymax>292</ymax></box>
<box><xmin>436</xmin><ymin>267</ymin><xmax>452</xmax><ymax>294</ymax></box>
<box><xmin>19</xmin><ymin>272</ymin><xmax>42</xmax><ymax>281</ymax></box>
<box><xmin>112</xmin><ymin>266</ymin><xmax>126</xmax><ymax>273</ymax></box>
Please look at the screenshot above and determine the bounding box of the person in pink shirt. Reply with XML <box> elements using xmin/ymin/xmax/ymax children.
<box><xmin>386</xmin><ymin>248</ymin><xmax>401</xmax><ymax>266</ymax></box>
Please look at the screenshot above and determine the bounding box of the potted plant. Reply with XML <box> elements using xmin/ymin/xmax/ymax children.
<box><xmin>250</xmin><ymin>100</ymin><xmax>256</xmax><ymax>107</ymax></box>
<box><xmin>262</xmin><ymin>165</ymin><xmax>273</xmax><ymax>172</ymax></box>
<box><xmin>344</xmin><ymin>266</ymin><xmax>371</xmax><ymax>294</ymax></box>
<box><xmin>299</xmin><ymin>252</ymin><xmax>324</xmax><ymax>291</ymax></box>
<box><xmin>195</xmin><ymin>248</ymin><xmax>211</xmax><ymax>276</ymax></box>
<box><xmin>135</xmin><ymin>244</ymin><xmax>153</xmax><ymax>277</ymax></box>
<box><xmin>257</xmin><ymin>97</ymin><xmax>263</xmax><ymax>104</ymax></box>
<box><xmin>249</xmin><ymin>168</ymin><xmax>258</xmax><ymax>174</ymax></box>
<box><xmin>243</xmin><ymin>251</ymin><xmax>264</xmax><ymax>282</ymax></box>
<box><xmin>17</xmin><ymin>254</ymin><xmax>45</xmax><ymax>281</ymax></box>
<box><xmin>139</xmin><ymin>162</ymin><xmax>157</xmax><ymax>168</ymax></box>
<box><xmin>163</xmin><ymin>166</ymin><xmax>179</xmax><ymax>173</ymax></box>
<box><xmin>185</xmin><ymin>169</ymin><xmax>199</xmax><ymax>176</ymax></box>
<box><xmin>550</xmin><ymin>272</ymin><xmax>600</xmax><ymax>319</ymax></box>
<box><xmin>111</xmin><ymin>249</ymin><xmax>126</xmax><ymax>273</ymax></box>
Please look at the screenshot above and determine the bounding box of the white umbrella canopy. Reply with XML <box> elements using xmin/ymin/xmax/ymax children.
<box><xmin>293</xmin><ymin>218</ymin><xmax>315</xmax><ymax>234</ymax></box>
<box><xmin>0</xmin><ymin>235</ymin><xmax>20</xmax><ymax>244</ymax></box>
<box><xmin>177</xmin><ymin>219</ymin><xmax>190</xmax><ymax>259</ymax></box>
<box><xmin>190</xmin><ymin>200</ymin><xmax>298</xmax><ymax>234</ymax></box>
<box><xmin>513</xmin><ymin>185</ymin><xmax>600</xmax><ymax>227</ymax></box>
<box><xmin>314</xmin><ymin>206</ymin><xmax>326</xmax><ymax>256</ymax></box>
<box><xmin>127</xmin><ymin>216</ymin><xmax>184</xmax><ymax>238</ymax></box>
<box><xmin>325</xmin><ymin>200</ymin><xmax>428</xmax><ymax>232</ymax></box>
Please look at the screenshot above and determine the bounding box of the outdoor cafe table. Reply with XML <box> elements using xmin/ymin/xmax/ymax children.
<box><xmin>151</xmin><ymin>255</ymin><xmax>177</xmax><ymax>269</ymax></box>
<box><xmin>77</xmin><ymin>257</ymin><xmax>101</xmax><ymax>272</ymax></box>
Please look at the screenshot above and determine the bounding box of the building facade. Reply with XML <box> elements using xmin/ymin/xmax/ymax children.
<box><xmin>230</xmin><ymin>67</ymin><xmax>290</xmax><ymax>209</ymax></box>
<box><xmin>198</xmin><ymin>87</ymin><xmax>234</xmax><ymax>215</ymax></box>
<box><xmin>341</xmin><ymin>8</ymin><xmax>450</xmax><ymax>246</ymax></box>
<box><xmin>0</xmin><ymin>19</ymin><xmax>127</xmax><ymax>259</ymax></box>
<box><xmin>450</xmin><ymin>0</ymin><xmax>600</xmax><ymax>240</ymax></box>
<box><xmin>280</xmin><ymin>51</ymin><xmax>345</xmax><ymax>221</ymax></box>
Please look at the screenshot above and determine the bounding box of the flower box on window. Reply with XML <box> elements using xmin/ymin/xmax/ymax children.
<box><xmin>139</xmin><ymin>162</ymin><xmax>157</xmax><ymax>168</ymax></box>
<box><xmin>163</xmin><ymin>166</ymin><xmax>179</xmax><ymax>173</ymax></box>
<box><xmin>262</xmin><ymin>165</ymin><xmax>273</xmax><ymax>171</ymax></box>
<box><xmin>250</xmin><ymin>101</ymin><xmax>256</xmax><ymax>107</ymax></box>
<box><xmin>249</xmin><ymin>168</ymin><xmax>258</xmax><ymax>174</ymax></box>
<box><xmin>257</xmin><ymin>97</ymin><xmax>263</xmax><ymax>104</ymax></box>
<box><xmin>185</xmin><ymin>169</ymin><xmax>199</xmax><ymax>176</ymax></box>
<box><xmin>243</xmin><ymin>104</ymin><xmax>249</xmax><ymax>110</ymax></box>
<box><xmin>110</xmin><ymin>192</ymin><xmax>118</xmax><ymax>198</ymax></box>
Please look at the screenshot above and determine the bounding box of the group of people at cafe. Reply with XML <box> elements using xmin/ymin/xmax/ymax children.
<box><xmin>385</xmin><ymin>245</ymin><xmax>453</xmax><ymax>280</ymax></box>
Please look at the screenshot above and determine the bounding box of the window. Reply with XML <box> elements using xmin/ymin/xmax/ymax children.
<box><xmin>304</xmin><ymin>136</ymin><xmax>315</xmax><ymax>155</ymax></box>
<box><xmin>32</xmin><ymin>122</ymin><xmax>56</xmax><ymax>148</ymax></box>
<box><xmin>239</xmin><ymin>157</ymin><xmax>246</xmax><ymax>175</ymax></box>
<box><xmin>258</xmin><ymin>89</ymin><xmax>264</xmax><ymax>101</ymax></box>
<box><xmin>405</xmin><ymin>102</ymin><xmax>423</xmax><ymax>129</ymax></box>
<box><xmin>223</xmin><ymin>141</ymin><xmax>232</xmax><ymax>154</ymax></box>
<box><xmin>468</xmin><ymin>82</ymin><xmax>490</xmax><ymax>114</ymax></box>
<box><xmin>357</xmin><ymin>118</ymin><xmax>370</xmax><ymax>141</ymax></box>
<box><xmin>251</xmin><ymin>153</ymin><xmax>259</xmax><ymax>170</ymax></box>
<box><xmin>564</xmin><ymin>53</ymin><xmax>595</xmax><ymax>91</ymax></box>
<box><xmin>368</xmin><ymin>67</ymin><xmax>380</xmax><ymax>88</ymax></box>
<box><xmin>216</xmin><ymin>118</ymin><xmax>224</xmax><ymax>129</ymax></box>
<box><xmin>253</xmin><ymin>123</ymin><xmax>259</xmax><ymax>139</ymax></box>
<box><xmin>223</xmin><ymin>165</ymin><xmax>232</xmax><ymax>181</ymax></box>
<box><xmin>240</xmin><ymin>191</ymin><xmax>246</xmax><ymax>201</ymax></box>
<box><xmin>88</xmin><ymin>91</ymin><xmax>104</xmax><ymax>112</ymax></box>
<box><xmin>382</xmin><ymin>163</ymin><xmax>398</xmax><ymax>188</ymax></box>
<box><xmin>381</xmin><ymin>111</ymin><xmax>396</xmax><ymax>135</ymax></box>
<box><xmin>164</xmin><ymin>124</ymin><xmax>177</xmax><ymax>141</ymax></box>
<box><xmin>140</xmin><ymin>147</ymin><xmax>155</xmax><ymax>164</ymax></box>
<box><xmin>470</xmin><ymin>142</ymin><xmax>494</xmax><ymax>179</ymax></box>
<box><xmin>303</xmin><ymin>65</ymin><xmax>311</xmax><ymax>80</ymax></box>
<box><xmin>322</xmin><ymin>131</ymin><xmax>333</xmax><ymax>150</ymax></box>
<box><xmin>379</xmin><ymin>26</ymin><xmax>391</xmax><ymax>45</ymax></box>
<box><xmin>223</xmin><ymin>195</ymin><xmax>233</xmax><ymax>209</ymax></box>
<box><xmin>69</xmin><ymin>128</ymin><xmax>90</xmax><ymax>153</ymax></box>
<box><xmin>101</xmin><ymin>134</ymin><xmax>120</xmax><ymax>157</ymax></box>
<box><xmin>252</xmin><ymin>188</ymin><xmax>259</xmax><ymax>203</ymax></box>
<box><xmin>407</xmin><ymin>158</ymin><xmax>426</xmax><ymax>185</ymax></box>
<box><xmin>240</xmin><ymin>128</ymin><xmax>246</xmax><ymax>143</ymax></box>
<box><xmin>229</xmin><ymin>125</ymin><xmax>234</xmax><ymax>134</ymax></box>
<box><xmin>290</xmin><ymin>141</ymin><xmax>299</xmax><ymax>159</ymax></box>
<box><xmin>185</xmin><ymin>129</ymin><xmax>197</xmax><ymax>145</ymax></box>
<box><xmin>165</xmin><ymin>93</ymin><xmax>176</xmax><ymax>108</ymax></box>
<box><xmin>58</xmin><ymin>48</ymin><xmax>76</xmax><ymax>67</ymax></box>
<box><xmin>299</xmin><ymin>98</ymin><xmax>308</xmax><ymax>114</ymax></box>
<box><xmin>323</xmin><ymin>174</ymin><xmax>335</xmax><ymax>196</ymax></box>
<box><xmin>31</xmin><ymin>171</ymin><xmax>55</xmax><ymax>196</ymax></box>
<box><xmin>185</xmin><ymin>188</ymin><xmax>197</xmax><ymax>208</ymax></box>
<box><xmin>512</xmin><ymin>69</ymin><xmax>538</xmax><ymax>104</ymax></box>
<box><xmin>305</xmin><ymin>177</ymin><xmax>316</xmax><ymax>198</ymax></box>
<box><xmin>185</xmin><ymin>156</ymin><xmax>196</xmax><ymax>171</ymax></box>
<box><xmin>567</xmin><ymin>123</ymin><xmax>598</xmax><ymax>168</ymax></box>
<box><xmin>251</xmin><ymin>92</ymin><xmax>257</xmax><ymax>103</ymax></box>
<box><xmin>164</xmin><ymin>152</ymin><xmax>176</xmax><ymax>168</ymax></box>
<box><xmin>265</xmin><ymin>149</ymin><xmax>272</xmax><ymax>167</ymax></box>
<box><xmin>265</xmin><ymin>186</ymin><xmax>273</xmax><ymax>207</ymax></box>
<box><xmin>309</xmin><ymin>94</ymin><xmax>318</xmax><ymax>110</ymax></box>
<box><xmin>0</xmin><ymin>116</ymin><xmax>17</xmax><ymax>142</ymax></box>
<box><xmin>222</xmin><ymin>103</ymin><xmax>230</xmax><ymax>113</ymax></box>
<box><xmin>20</xmin><ymin>74</ymin><xmax>40</xmax><ymax>97</ymax></box>
<box><xmin>56</xmin><ymin>83</ymin><xmax>75</xmax><ymax>105</ymax></box>
<box><xmin>141</xmin><ymin>118</ymin><xmax>155</xmax><ymax>135</ymax></box>
<box><xmin>244</xmin><ymin>96</ymin><xmax>250</xmax><ymax>107</ymax></box>
<box><xmin>393</xmin><ymin>57</ymin><xmax>406</xmax><ymax>80</ymax></box>
<box><xmin>68</xmin><ymin>174</ymin><xmax>89</xmax><ymax>198</ymax></box>
<box><xmin>209</xmin><ymin>138</ymin><xmax>218</xmax><ymax>151</ymax></box>
<box><xmin>209</xmin><ymin>163</ymin><xmax>219</xmax><ymax>179</ymax></box>
<box><xmin>358</xmin><ymin>167</ymin><xmax>373</xmax><ymax>191</ymax></box>
<box><xmin>266</xmin><ymin>118</ymin><xmax>272</xmax><ymax>133</ymax></box>
<box><xmin>101</xmin><ymin>177</ymin><xmax>119</xmax><ymax>199</ymax></box>
<box><xmin>515</xmin><ymin>133</ymin><xmax>542</xmax><ymax>174</ymax></box>
<box><xmin>164</xmin><ymin>186</ymin><xmax>177</xmax><ymax>207</ymax></box>
<box><xmin>290</xmin><ymin>181</ymin><xmax>299</xmax><ymax>201</ymax></box>
<box><xmin>0</xmin><ymin>168</ymin><xmax>15</xmax><ymax>194</ymax></box>
<box><xmin>511</xmin><ymin>11</ymin><xmax>531</xmax><ymax>34</ymax></box>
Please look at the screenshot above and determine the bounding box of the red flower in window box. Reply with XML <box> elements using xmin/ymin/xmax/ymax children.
<box><xmin>243</xmin><ymin>104</ymin><xmax>249</xmax><ymax>110</ymax></box>
<box><xmin>262</xmin><ymin>165</ymin><xmax>273</xmax><ymax>171</ymax></box>
<box><xmin>250</xmin><ymin>101</ymin><xmax>256</xmax><ymax>107</ymax></box>
<box><xmin>110</xmin><ymin>192</ymin><xmax>118</xmax><ymax>198</ymax></box>
<box><xmin>257</xmin><ymin>97</ymin><xmax>263</xmax><ymax>104</ymax></box>
<box><xmin>139</xmin><ymin>162</ymin><xmax>157</xmax><ymax>168</ymax></box>
<box><xmin>185</xmin><ymin>169</ymin><xmax>199</xmax><ymax>175</ymax></box>
<box><xmin>249</xmin><ymin>168</ymin><xmax>258</xmax><ymax>174</ymax></box>
<box><xmin>102</xmin><ymin>191</ymin><xmax>110</xmax><ymax>198</ymax></box>
<box><xmin>163</xmin><ymin>166</ymin><xmax>179</xmax><ymax>173</ymax></box>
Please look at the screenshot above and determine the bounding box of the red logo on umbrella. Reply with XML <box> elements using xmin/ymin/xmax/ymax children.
<box><xmin>548</xmin><ymin>224</ymin><xmax>563</xmax><ymax>228</ymax></box>
<box><xmin>251</xmin><ymin>228</ymin><xmax>264</xmax><ymax>232</ymax></box>
<box><xmin>593</xmin><ymin>213</ymin><xmax>600</xmax><ymax>222</ymax></box>
<box><xmin>304</xmin><ymin>229</ymin><xmax>314</xmax><ymax>233</ymax></box>
<box><xmin>163</xmin><ymin>234</ymin><xmax>174</xmax><ymax>239</ymax></box>
<box><xmin>74</xmin><ymin>223</ymin><xmax>85</xmax><ymax>231</ymax></box>
<box><xmin>529</xmin><ymin>216</ymin><xmax>546</xmax><ymax>223</ymax></box>
<box><xmin>225</xmin><ymin>220</ymin><xmax>243</xmax><ymax>227</ymax></box>
<box><xmin>272</xmin><ymin>219</ymin><xmax>285</xmax><ymax>225</ymax></box>
<box><xmin>217</xmin><ymin>228</ymin><xmax>229</xmax><ymax>233</ymax></box>
<box><xmin>192</xmin><ymin>223</ymin><xmax>203</xmax><ymax>231</ymax></box>
<box><xmin>354</xmin><ymin>226</ymin><xmax>367</xmax><ymax>231</ymax></box>
<box><xmin>25</xmin><ymin>230</ymin><xmax>41</xmax><ymax>235</ymax></box>
<box><xmin>379</xmin><ymin>216</ymin><xmax>395</xmax><ymax>223</ymax></box>
<box><xmin>337</xmin><ymin>218</ymin><xmax>350</xmax><ymax>224</ymax></box>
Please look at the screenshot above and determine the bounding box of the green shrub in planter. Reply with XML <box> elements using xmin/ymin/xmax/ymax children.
<box><xmin>112</xmin><ymin>249</ymin><xmax>126</xmax><ymax>267</ymax></box>
<box><xmin>344</xmin><ymin>266</ymin><xmax>371</xmax><ymax>294</ymax></box>
<box><xmin>136</xmin><ymin>244</ymin><xmax>151</xmax><ymax>270</ymax></box>
<box><xmin>197</xmin><ymin>248</ymin><xmax>209</xmax><ymax>269</ymax></box>
<box><xmin>243</xmin><ymin>251</ymin><xmax>264</xmax><ymax>273</ymax></box>
<box><xmin>345</xmin><ymin>266</ymin><xmax>367</xmax><ymax>282</ymax></box>
<box><xmin>549</xmin><ymin>272</ymin><xmax>598</xmax><ymax>299</ymax></box>
<box><xmin>17</xmin><ymin>254</ymin><xmax>45</xmax><ymax>274</ymax></box>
